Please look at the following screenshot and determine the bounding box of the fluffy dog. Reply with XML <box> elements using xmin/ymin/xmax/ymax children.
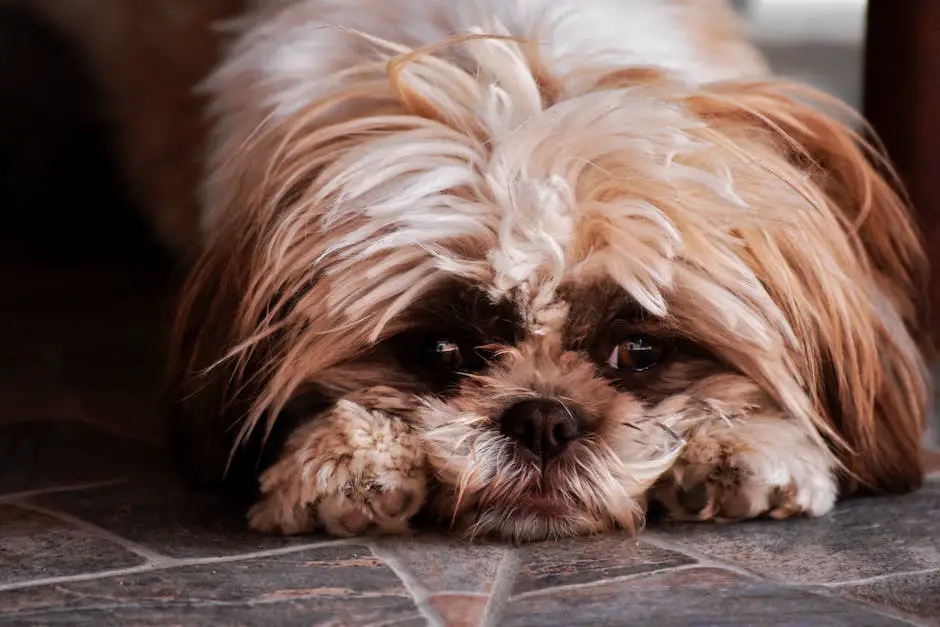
<box><xmin>33</xmin><ymin>0</ymin><xmax>930</xmax><ymax>542</ymax></box>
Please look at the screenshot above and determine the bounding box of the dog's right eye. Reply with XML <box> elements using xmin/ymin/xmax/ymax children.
<box><xmin>398</xmin><ymin>333</ymin><xmax>489</xmax><ymax>377</ymax></box>
<box><xmin>427</xmin><ymin>339</ymin><xmax>463</xmax><ymax>370</ymax></box>
<box><xmin>606</xmin><ymin>334</ymin><xmax>668</xmax><ymax>372</ymax></box>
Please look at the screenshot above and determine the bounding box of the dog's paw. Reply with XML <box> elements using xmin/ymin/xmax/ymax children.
<box><xmin>248</xmin><ymin>389</ymin><xmax>427</xmax><ymax>537</ymax></box>
<box><xmin>651</xmin><ymin>418</ymin><xmax>838</xmax><ymax>522</ymax></box>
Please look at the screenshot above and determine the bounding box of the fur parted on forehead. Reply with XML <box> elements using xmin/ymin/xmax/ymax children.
<box><xmin>172</xmin><ymin>13</ymin><xmax>927</xmax><ymax>497</ymax></box>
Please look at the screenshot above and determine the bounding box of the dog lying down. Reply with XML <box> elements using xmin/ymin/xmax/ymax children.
<box><xmin>32</xmin><ymin>0</ymin><xmax>930</xmax><ymax>542</ymax></box>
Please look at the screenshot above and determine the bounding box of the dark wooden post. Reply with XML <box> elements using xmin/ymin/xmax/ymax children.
<box><xmin>863</xmin><ymin>1</ymin><xmax>940</xmax><ymax>338</ymax></box>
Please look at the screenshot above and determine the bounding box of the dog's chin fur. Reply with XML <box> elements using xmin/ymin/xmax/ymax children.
<box><xmin>34</xmin><ymin>0</ymin><xmax>931</xmax><ymax>542</ymax></box>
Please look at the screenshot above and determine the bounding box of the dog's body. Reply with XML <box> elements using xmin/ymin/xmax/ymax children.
<box><xmin>33</xmin><ymin>0</ymin><xmax>930</xmax><ymax>541</ymax></box>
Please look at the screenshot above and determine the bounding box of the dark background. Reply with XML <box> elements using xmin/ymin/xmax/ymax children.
<box><xmin>0</xmin><ymin>0</ymin><xmax>867</xmax><ymax>271</ymax></box>
<box><xmin>0</xmin><ymin>3</ymin><xmax>167</xmax><ymax>270</ymax></box>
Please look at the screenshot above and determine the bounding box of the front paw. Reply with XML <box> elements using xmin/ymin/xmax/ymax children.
<box><xmin>248</xmin><ymin>390</ymin><xmax>427</xmax><ymax>537</ymax></box>
<box><xmin>651</xmin><ymin>418</ymin><xmax>838</xmax><ymax>522</ymax></box>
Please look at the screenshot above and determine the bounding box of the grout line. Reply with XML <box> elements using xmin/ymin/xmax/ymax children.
<box><xmin>368</xmin><ymin>541</ymin><xmax>445</xmax><ymax>627</ymax></box>
<box><xmin>645</xmin><ymin>531</ymin><xmax>940</xmax><ymax>591</ymax></box>
<box><xmin>0</xmin><ymin>479</ymin><xmax>126</xmax><ymax>503</ymax></box>
<box><xmin>797</xmin><ymin>582</ymin><xmax>927</xmax><ymax>627</ymax></box>
<box><xmin>642</xmin><ymin>534</ymin><xmax>935</xmax><ymax>626</ymax></box>
<box><xmin>5</xmin><ymin>585</ymin><xmax>456</xmax><ymax>622</ymax></box>
<box><xmin>427</xmin><ymin>590</ymin><xmax>490</xmax><ymax>598</ymax></box>
<box><xmin>0</xmin><ymin>564</ymin><xmax>162</xmax><ymax>594</ymax></box>
<box><xmin>0</xmin><ymin>539</ymin><xmax>354</xmax><ymax>593</ymax></box>
<box><xmin>12</xmin><ymin>500</ymin><xmax>173</xmax><ymax>565</ymax></box>
<box><xmin>166</xmin><ymin>538</ymin><xmax>355</xmax><ymax>567</ymax></box>
<box><xmin>510</xmin><ymin>563</ymin><xmax>706</xmax><ymax>600</ymax></box>
<box><xmin>480</xmin><ymin>548</ymin><xmax>521</xmax><ymax>627</ymax></box>
<box><xmin>640</xmin><ymin>532</ymin><xmax>765</xmax><ymax>580</ymax></box>
<box><xmin>167</xmin><ymin>538</ymin><xmax>355</xmax><ymax>566</ymax></box>
<box><xmin>817</xmin><ymin>566</ymin><xmax>940</xmax><ymax>589</ymax></box>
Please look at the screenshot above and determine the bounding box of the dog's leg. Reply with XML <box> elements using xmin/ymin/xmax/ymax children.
<box><xmin>651</xmin><ymin>415</ymin><xmax>838</xmax><ymax>521</ymax></box>
<box><xmin>247</xmin><ymin>386</ymin><xmax>427</xmax><ymax>536</ymax></box>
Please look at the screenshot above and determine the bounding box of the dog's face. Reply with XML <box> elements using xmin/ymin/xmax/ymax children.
<box><xmin>174</xmin><ymin>35</ymin><xmax>928</xmax><ymax>542</ymax></box>
<box><xmin>386</xmin><ymin>280</ymin><xmax>766</xmax><ymax>540</ymax></box>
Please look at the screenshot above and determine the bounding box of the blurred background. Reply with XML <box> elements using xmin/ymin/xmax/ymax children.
<box><xmin>0</xmin><ymin>0</ymin><xmax>871</xmax><ymax>264</ymax></box>
<box><xmin>738</xmin><ymin>0</ymin><xmax>867</xmax><ymax>109</ymax></box>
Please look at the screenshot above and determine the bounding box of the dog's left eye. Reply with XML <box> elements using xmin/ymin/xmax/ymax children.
<box><xmin>607</xmin><ymin>335</ymin><xmax>667</xmax><ymax>372</ymax></box>
<box><xmin>428</xmin><ymin>339</ymin><xmax>463</xmax><ymax>370</ymax></box>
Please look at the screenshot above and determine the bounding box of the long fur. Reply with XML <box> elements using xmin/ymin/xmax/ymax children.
<box><xmin>32</xmin><ymin>0</ymin><xmax>931</xmax><ymax>541</ymax></box>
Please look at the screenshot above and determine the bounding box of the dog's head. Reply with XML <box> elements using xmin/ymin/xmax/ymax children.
<box><xmin>171</xmin><ymin>32</ymin><xmax>930</xmax><ymax>541</ymax></box>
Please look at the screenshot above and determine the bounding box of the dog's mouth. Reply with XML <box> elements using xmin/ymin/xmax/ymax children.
<box><xmin>446</xmin><ymin>456</ymin><xmax>612</xmax><ymax>540</ymax></box>
<box><xmin>476</xmin><ymin>485</ymin><xmax>574</xmax><ymax>521</ymax></box>
<box><xmin>423</xmin><ymin>410</ymin><xmax>658</xmax><ymax>540</ymax></box>
<box><xmin>457</xmin><ymin>486</ymin><xmax>617</xmax><ymax>542</ymax></box>
<box><xmin>493</xmin><ymin>455</ymin><xmax>585</xmax><ymax>518</ymax></box>
<box><xmin>440</xmin><ymin>426</ymin><xmax>678</xmax><ymax>540</ymax></box>
<box><xmin>514</xmin><ymin>492</ymin><xmax>569</xmax><ymax>517</ymax></box>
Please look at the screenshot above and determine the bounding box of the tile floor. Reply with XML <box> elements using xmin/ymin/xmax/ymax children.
<box><xmin>2</xmin><ymin>258</ymin><xmax>939</xmax><ymax>626</ymax></box>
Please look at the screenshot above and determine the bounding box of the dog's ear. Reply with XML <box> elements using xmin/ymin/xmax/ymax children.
<box><xmin>165</xmin><ymin>138</ymin><xmax>359</xmax><ymax>495</ymax></box>
<box><xmin>688</xmin><ymin>81</ymin><xmax>931</xmax><ymax>494</ymax></box>
<box><xmin>166</xmin><ymin>207</ymin><xmax>321</xmax><ymax>496</ymax></box>
<box><xmin>166</xmin><ymin>232</ymin><xmax>262</xmax><ymax>492</ymax></box>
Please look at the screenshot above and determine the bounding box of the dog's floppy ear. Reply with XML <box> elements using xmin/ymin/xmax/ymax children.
<box><xmin>166</xmin><ymin>209</ymin><xmax>319</xmax><ymax>496</ymax></box>
<box><xmin>688</xmin><ymin>81</ymin><xmax>931</xmax><ymax>494</ymax></box>
<box><xmin>166</xmin><ymin>231</ymin><xmax>263</xmax><ymax>492</ymax></box>
<box><xmin>164</xmin><ymin>120</ymin><xmax>361</xmax><ymax>494</ymax></box>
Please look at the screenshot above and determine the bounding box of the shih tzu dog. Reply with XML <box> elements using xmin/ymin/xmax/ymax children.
<box><xmin>33</xmin><ymin>0</ymin><xmax>930</xmax><ymax>542</ymax></box>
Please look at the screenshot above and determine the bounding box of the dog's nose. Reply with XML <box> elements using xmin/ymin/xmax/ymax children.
<box><xmin>499</xmin><ymin>399</ymin><xmax>581</xmax><ymax>462</ymax></box>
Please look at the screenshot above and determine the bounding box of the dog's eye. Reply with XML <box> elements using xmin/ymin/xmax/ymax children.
<box><xmin>428</xmin><ymin>339</ymin><xmax>463</xmax><ymax>370</ymax></box>
<box><xmin>607</xmin><ymin>335</ymin><xmax>667</xmax><ymax>372</ymax></box>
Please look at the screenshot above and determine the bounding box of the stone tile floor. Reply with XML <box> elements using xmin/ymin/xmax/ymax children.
<box><xmin>2</xmin><ymin>260</ymin><xmax>940</xmax><ymax>626</ymax></box>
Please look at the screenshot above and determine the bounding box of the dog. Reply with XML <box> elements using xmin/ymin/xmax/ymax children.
<box><xmin>32</xmin><ymin>0</ymin><xmax>930</xmax><ymax>542</ymax></box>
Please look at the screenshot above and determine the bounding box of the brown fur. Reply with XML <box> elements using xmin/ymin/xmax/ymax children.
<box><xmin>30</xmin><ymin>0</ymin><xmax>931</xmax><ymax>541</ymax></box>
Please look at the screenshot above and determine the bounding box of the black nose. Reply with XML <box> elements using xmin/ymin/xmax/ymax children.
<box><xmin>499</xmin><ymin>399</ymin><xmax>581</xmax><ymax>462</ymax></box>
